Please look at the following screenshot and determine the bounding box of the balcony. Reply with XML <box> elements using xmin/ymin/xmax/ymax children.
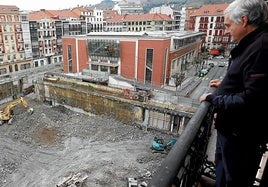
<box><xmin>149</xmin><ymin>87</ymin><xmax>268</xmax><ymax>187</ymax></box>
<box><xmin>17</xmin><ymin>48</ymin><xmax>25</xmax><ymax>52</ymax></box>
<box><xmin>198</xmin><ymin>26</ymin><xmax>208</xmax><ymax>30</ymax></box>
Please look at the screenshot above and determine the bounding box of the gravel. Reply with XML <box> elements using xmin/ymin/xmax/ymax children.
<box><xmin>0</xmin><ymin>93</ymin><xmax>176</xmax><ymax>187</ymax></box>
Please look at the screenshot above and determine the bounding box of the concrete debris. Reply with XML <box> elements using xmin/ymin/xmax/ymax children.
<box><xmin>128</xmin><ymin>178</ymin><xmax>148</xmax><ymax>187</ymax></box>
<box><xmin>139</xmin><ymin>181</ymin><xmax>148</xmax><ymax>187</ymax></box>
<box><xmin>56</xmin><ymin>173</ymin><xmax>88</xmax><ymax>187</ymax></box>
<box><xmin>128</xmin><ymin>177</ymin><xmax>138</xmax><ymax>187</ymax></box>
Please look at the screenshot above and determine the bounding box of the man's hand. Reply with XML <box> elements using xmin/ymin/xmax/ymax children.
<box><xmin>199</xmin><ymin>93</ymin><xmax>212</xmax><ymax>103</ymax></box>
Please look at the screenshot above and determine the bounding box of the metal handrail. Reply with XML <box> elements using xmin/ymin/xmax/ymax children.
<box><xmin>150</xmin><ymin>97</ymin><xmax>215</xmax><ymax>187</ymax></box>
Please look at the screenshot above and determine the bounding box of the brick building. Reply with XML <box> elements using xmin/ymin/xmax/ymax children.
<box><xmin>62</xmin><ymin>31</ymin><xmax>203</xmax><ymax>87</ymax></box>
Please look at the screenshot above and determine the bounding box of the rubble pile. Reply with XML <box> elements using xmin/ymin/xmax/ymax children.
<box><xmin>0</xmin><ymin>94</ymin><xmax>175</xmax><ymax>187</ymax></box>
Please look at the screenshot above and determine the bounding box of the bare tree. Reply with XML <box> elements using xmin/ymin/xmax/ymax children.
<box><xmin>172</xmin><ymin>72</ymin><xmax>185</xmax><ymax>94</ymax></box>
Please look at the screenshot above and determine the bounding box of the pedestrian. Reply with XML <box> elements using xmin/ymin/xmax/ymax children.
<box><xmin>199</xmin><ymin>0</ymin><xmax>268</xmax><ymax>186</ymax></box>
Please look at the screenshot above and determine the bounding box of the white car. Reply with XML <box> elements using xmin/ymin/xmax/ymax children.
<box><xmin>214</xmin><ymin>55</ymin><xmax>224</xmax><ymax>59</ymax></box>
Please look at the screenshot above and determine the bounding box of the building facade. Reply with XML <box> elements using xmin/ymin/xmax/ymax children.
<box><xmin>113</xmin><ymin>0</ymin><xmax>144</xmax><ymax>15</ymax></box>
<box><xmin>189</xmin><ymin>3</ymin><xmax>230</xmax><ymax>54</ymax></box>
<box><xmin>104</xmin><ymin>13</ymin><xmax>175</xmax><ymax>32</ymax></box>
<box><xmin>28</xmin><ymin>9</ymin><xmax>90</xmax><ymax>67</ymax></box>
<box><xmin>72</xmin><ymin>7</ymin><xmax>103</xmax><ymax>32</ymax></box>
<box><xmin>62</xmin><ymin>31</ymin><xmax>203</xmax><ymax>87</ymax></box>
<box><xmin>0</xmin><ymin>5</ymin><xmax>32</xmax><ymax>75</ymax></box>
<box><xmin>149</xmin><ymin>4</ymin><xmax>181</xmax><ymax>30</ymax></box>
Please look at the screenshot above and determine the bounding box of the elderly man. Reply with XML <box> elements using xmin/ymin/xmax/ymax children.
<box><xmin>200</xmin><ymin>0</ymin><xmax>268</xmax><ymax>186</ymax></box>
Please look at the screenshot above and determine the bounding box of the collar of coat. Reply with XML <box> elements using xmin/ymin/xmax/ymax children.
<box><xmin>231</xmin><ymin>23</ymin><xmax>268</xmax><ymax>58</ymax></box>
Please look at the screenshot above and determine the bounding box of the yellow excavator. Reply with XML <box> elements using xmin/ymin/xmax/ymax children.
<box><xmin>0</xmin><ymin>97</ymin><xmax>34</xmax><ymax>125</ymax></box>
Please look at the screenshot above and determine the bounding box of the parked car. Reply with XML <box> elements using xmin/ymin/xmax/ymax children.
<box><xmin>214</xmin><ymin>55</ymin><xmax>224</xmax><ymax>59</ymax></box>
<box><xmin>208</xmin><ymin>63</ymin><xmax>215</xmax><ymax>68</ymax></box>
<box><xmin>199</xmin><ymin>69</ymin><xmax>208</xmax><ymax>77</ymax></box>
<box><xmin>218</xmin><ymin>61</ymin><xmax>226</xmax><ymax>67</ymax></box>
<box><xmin>208</xmin><ymin>55</ymin><xmax>214</xmax><ymax>60</ymax></box>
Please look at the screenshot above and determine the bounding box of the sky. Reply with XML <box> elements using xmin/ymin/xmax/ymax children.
<box><xmin>0</xmin><ymin>0</ymin><xmax>102</xmax><ymax>11</ymax></box>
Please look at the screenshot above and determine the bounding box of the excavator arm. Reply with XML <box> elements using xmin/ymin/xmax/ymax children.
<box><xmin>0</xmin><ymin>97</ymin><xmax>33</xmax><ymax>125</ymax></box>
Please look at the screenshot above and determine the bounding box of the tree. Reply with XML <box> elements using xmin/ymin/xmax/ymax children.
<box><xmin>194</xmin><ymin>56</ymin><xmax>202</xmax><ymax>76</ymax></box>
<box><xmin>194</xmin><ymin>51</ymin><xmax>209</xmax><ymax>75</ymax></box>
<box><xmin>172</xmin><ymin>72</ymin><xmax>185</xmax><ymax>94</ymax></box>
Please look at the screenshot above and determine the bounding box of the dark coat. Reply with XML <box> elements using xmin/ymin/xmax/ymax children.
<box><xmin>206</xmin><ymin>24</ymin><xmax>268</xmax><ymax>142</ymax></box>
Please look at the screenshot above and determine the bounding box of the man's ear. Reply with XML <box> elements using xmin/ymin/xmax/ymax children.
<box><xmin>241</xmin><ymin>15</ymin><xmax>249</xmax><ymax>27</ymax></box>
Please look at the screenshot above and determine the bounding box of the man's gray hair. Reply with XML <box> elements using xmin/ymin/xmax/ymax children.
<box><xmin>224</xmin><ymin>0</ymin><xmax>268</xmax><ymax>25</ymax></box>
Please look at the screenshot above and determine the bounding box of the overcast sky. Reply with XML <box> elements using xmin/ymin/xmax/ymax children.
<box><xmin>0</xmin><ymin>0</ymin><xmax>102</xmax><ymax>11</ymax></box>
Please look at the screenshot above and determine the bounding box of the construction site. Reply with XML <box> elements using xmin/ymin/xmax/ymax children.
<box><xmin>0</xmin><ymin>72</ymin><xmax>198</xmax><ymax>187</ymax></box>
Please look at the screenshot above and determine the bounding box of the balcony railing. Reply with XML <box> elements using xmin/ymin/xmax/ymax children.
<box><xmin>150</xmin><ymin>97</ymin><xmax>215</xmax><ymax>187</ymax></box>
<box><xmin>149</xmin><ymin>87</ymin><xmax>268</xmax><ymax>187</ymax></box>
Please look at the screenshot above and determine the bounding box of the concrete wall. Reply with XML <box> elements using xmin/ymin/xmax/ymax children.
<box><xmin>34</xmin><ymin>76</ymin><xmax>194</xmax><ymax>134</ymax></box>
<box><xmin>36</xmin><ymin>78</ymin><xmax>144</xmax><ymax>125</ymax></box>
<box><xmin>0</xmin><ymin>80</ymin><xmax>22</xmax><ymax>103</ymax></box>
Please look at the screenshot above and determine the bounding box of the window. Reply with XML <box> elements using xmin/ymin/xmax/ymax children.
<box><xmin>7</xmin><ymin>16</ymin><xmax>12</xmax><ymax>22</ymax></box>
<box><xmin>21</xmin><ymin>15</ymin><xmax>28</xmax><ymax>21</ymax></box>
<box><xmin>20</xmin><ymin>63</ymin><xmax>30</xmax><ymax>70</ymax></box>
<box><xmin>67</xmin><ymin>45</ymin><xmax>73</xmax><ymax>72</ymax></box>
<box><xmin>0</xmin><ymin>16</ymin><xmax>5</xmax><ymax>22</ymax></box>
<box><xmin>14</xmin><ymin>15</ymin><xmax>19</xmax><ymax>22</ymax></box>
<box><xmin>91</xmin><ymin>64</ymin><xmax>98</xmax><ymax>71</ymax></box>
<box><xmin>15</xmin><ymin>64</ymin><xmax>18</xmax><ymax>71</ymax></box>
<box><xmin>87</xmin><ymin>39</ymin><xmax>120</xmax><ymax>60</ymax></box>
<box><xmin>100</xmin><ymin>65</ymin><xmax>108</xmax><ymax>72</ymax></box>
<box><xmin>9</xmin><ymin>65</ymin><xmax>13</xmax><ymax>72</ymax></box>
<box><xmin>145</xmin><ymin>49</ymin><xmax>153</xmax><ymax>84</ymax></box>
<box><xmin>34</xmin><ymin>61</ymin><xmax>39</xmax><ymax>67</ymax></box>
<box><xmin>0</xmin><ymin>68</ymin><xmax>7</xmax><ymax>74</ymax></box>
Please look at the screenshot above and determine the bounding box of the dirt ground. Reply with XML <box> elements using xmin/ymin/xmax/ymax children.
<box><xmin>0</xmin><ymin>93</ymin><xmax>176</xmax><ymax>187</ymax></box>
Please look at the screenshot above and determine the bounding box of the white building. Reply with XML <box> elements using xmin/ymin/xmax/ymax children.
<box><xmin>20</xmin><ymin>11</ymin><xmax>33</xmax><ymax>60</ymax></box>
<box><xmin>113</xmin><ymin>0</ymin><xmax>143</xmax><ymax>15</ymax></box>
<box><xmin>149</xmin><ymin>4</ymin><xmax>181</xmax><ymax>30</ymax></box>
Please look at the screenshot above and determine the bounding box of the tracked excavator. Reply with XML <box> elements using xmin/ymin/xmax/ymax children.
<box><xmin>0</xmin><ymin>97</ymin><xmax>34</xmax><ymax>125</ymax></box>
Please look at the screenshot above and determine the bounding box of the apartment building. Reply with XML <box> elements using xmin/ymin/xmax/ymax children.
<box><xmin>28</xmin><ymin>9</ymin><xmax>90</xmax><ymax>67</ymax></box>
<box><xmin>71</xmin><ymin>7</ymin><xmax>94</xmax><ymax>33</ymax></box>
<box><xmin>113</xmin><ymin>0</ymin><xmax>144</xmax><ymax>15</ymax></box>
<box><xmin>62</xmin><ymin>31</ymin><xmax>203</xmax><ymax>87</ymax></box>
<box><xmin>0</xmin><ymin>5</ymin><xmax>32</xmax><ymax>75</ymax></box>
<box><xmin>184</xmin><ymin>6</ymin><xmax>199</xmax><ymax>31</ymax></box>
<box><xmin>20</xmin><ymin>11</ymin><xmax>33</xmax><ymax>60</ymax></box>
<box><xmin>72</xmin><ymin>7</ymin><xmax>103</xmax><ymax>32</ymax></box>
<box><xmin>188</xmin><ymin>3</ymin><xmax>230</xmax><ymax>54</ymax></box>
<box><xmin>0</xmin><ymin>4</ymin><xmax>107</xmax><ymax>74</ymax></box>
<box><xmin>0</xmin><ymin>2</ymin><xmax>236</xmax><ymax>77</ymax></box>
<box><xmin>149</xmin><ymin>4</ymin><xmax>181</xmax><ymax>30</ymax></box>
<box><xmin>104</xmin><ymin>13</ymin><xmax>174</xmax><ymax>32</ymax></box>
